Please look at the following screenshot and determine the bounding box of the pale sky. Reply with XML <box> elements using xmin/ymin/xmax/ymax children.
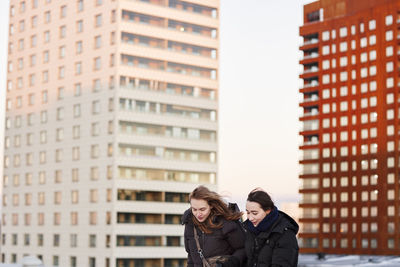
<box><xmin>0</xmin><ymin>0</ymin><xmax>314</xmax><ymax>208</ymax></box>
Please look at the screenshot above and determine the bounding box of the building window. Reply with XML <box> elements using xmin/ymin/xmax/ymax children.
<box><xmin>91</xmin><ymin>145</ymin><xmax>99</xmax><ymax>158</ymax></box>
<box><xmin>55</xmin><ymin>170</ymin><xmax>62</xmax><ymax>183</ymax></box>
<box><xmin>73</xmin><ymin>104</ymin><xmax>81</xmax><ymax>118</ymax></box>
<box><xmin>60</xmin><ymin>5</ymin><xmax>67</xmax><ymax>18</ymax></box>
<box><xmin>77</xmin><ymin>0</ymin><xmax>83</xmax><ymax>12</ymax></box>
<box><xmin>43</xmin><ymin>31</ymin><xmax>50</xmax><ymax>43</ymax></box>
<box><xmin>72</xmin><ymin>168</ymin><xmax>79</xmax><ymax>182</ymax></box>
<box><xmin>90</xmin><ymin>167</ymin><xmax>99</xmax><ymax>180</ymax></box>
<box><xmin>89</xmin><ymin>258</ymin><xmax>96</xmax><ymax>267</ymax></box>
<box><xmin>92</xmin><ymin>100</ymin><xmax>100</xmax><ymax>114</ymax></box>
<box><xmin>94</xmin><ymin>57</ymin><xmax>101</xmax><ymax>70</ymax></box>
<box><xmin>53</xmin><ymin>256</ymin><xmax>59</xmax><ymax>267</ymax></box>
<box><xmin>71</xmin><ymin>191</ymin><xmax>79</xmax><ymax>204</ymax></box>
<box><xmin>37</xmin><ymin>234</ymin><xmax>44</xmax><ymax>246</ymax></box>
<box><xmin>58</xmin><ymin>66</ymin><xmax>65</xmax><ymax>78</ymax></box>
<box><xmin>76</xmin><ymin>20</ymin><xmax>83</xmax><ymax>33</ymax></box>
<box><xmin>94</xmin><ymin>35</ymin><xmax>101</xmax><ymax>48</ymax></box>
<box><xmin>54</xmin><ymin>212</ymin><xmax>61</xmax><ymax>225</ymax></box>
<box><xmin>24</xmin><ymin>234</ymin><xmax>30</xmax><ymax>246</ymax></box>
<box><xmin>39</xmin><ymin>172</ymin><xmax>46</xmax><ymax>184</ymax></box>
<box><xmin>90</xmin><ymin>189</ymin><xmax>98</xmax><ymax>203</ymax></box>
<box><xmin>38</xmin><ymin>192</ymin><xmax>45</xmax><ymax>205</ymax></box>
<box><xmin>70</xmin><ymin>234</ymin><xmax>78</xmax><ymax>247</ymax></box>
<box><xmin>95</xmin><ymin>14</ymin><xmax>102</xmax><ymax>27</ymax></box>
<box><xmin>93</xmin><ymin>79</ymin><xmax>101</xmax><ymax>91</ymax></box>
<box><xmin>70</xmin><ymin>256</ymin><xmax>77</xmax><ymax>267</ymax></box>
<box><xmin>43</xmin><ymin>50</ymin><xmax>49</xmax><ymax>63</ymax></box>
<box><xmin>74</xmin><ymin>83</ymin><xmax>82</xmax><ymax>96</ymax></box>
<box><xmin>53</xmin><ymin>234</ymin><xmax>60</xmax><ymax>247</ymax></box>
<box><xmin>57</xmin><ymin>87</ymin><xmax>64</xmax><ymax>100</ymax></box>
<box><xmin>89</xmin><ymin>235</ymin><xmax>96</xmax><ymax>248</ymax></box>
<box><xmin>59</xmin><ymin>46</ymin><xmax>66</xmax><ymax>58</ymax></box>
<box><xmin>75</xmin><ymin>62</ymin><xmax>82</xmax><ymax>75</ymax></box>
<box><xmin>56</xmin><ymin>107</ymin><xmax>64</xmax><ymax>120</ymax></box>
<box><xmin>76</xmin><ymin>41</ymin><xmax>82</xmax><ymax>54</ymax></box>
<box><xmin>38</xmin><ymin>212</ymin><xmax>45</xmax><ymax>225</ymax></box>
<box><xmin>73</xmin><ymin>125</ymin><xmax>80</xmax><ymax>139</ymax></box>
<box><xmin>44</xmin><ymin>11</ymin><xmax>51</xmax><ymax>23</ymax></box>
<box><xmin>55</xmin><ymin>149</ymin><xmax>63</xmax><ymax>162</ymax></box>
<box><xmin>31</xmin><ymin>35</ymin><xmax>37</xmax><ymax>47</ymax></box>
<box><xmin>91</xmin><ymin>122</ymin><xmax>100</xmax><ymax>136</ymax></box>
<box><xmin>369</xmin><ymin>19</ymin><xmax>376</xmax><ymax>30</ymax></box>
<box><xmin>72</xmin><ymin>147</ymin><xmax>80</xmax><ymax>161</ymax></box>
<box><xmin>89</xmin><ymin>212</ymin><xmax>97</xmax><ymax>225</ymax></box>
<box><xmin>59</xmin><ymin>25</ymin><xmax>66</xmax><ymax>38</ymax></box>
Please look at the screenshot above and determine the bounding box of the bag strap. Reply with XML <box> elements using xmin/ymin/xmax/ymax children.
<box><xmin>193</xmin><ymin>226</ymin><xmax>211</xmax><ymax>267</ymax></box>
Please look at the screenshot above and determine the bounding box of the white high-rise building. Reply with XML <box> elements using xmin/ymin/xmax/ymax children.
<box><xmin>2</xmin><ymin>0</ymin><xmax>219</xmax><ymax>266</ymax></box>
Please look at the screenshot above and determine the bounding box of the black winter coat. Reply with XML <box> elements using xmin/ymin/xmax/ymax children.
<box><xmin>182</xmin><ymin>209</ymin><xmax>246</xmax><ymax>267</ymax></box>
<box><xmin>244</xmin><ymin>211</ymin><xmax>299</xmax><ymax>267</ymax></box>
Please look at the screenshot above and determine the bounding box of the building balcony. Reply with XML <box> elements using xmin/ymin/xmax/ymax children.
<box><xmin>299</xmin><ymin>183</ymin><xmax>319</xmax><ymax>190</ymax></box>
<box><xmin>120</xmin><ymin>42</ymin><xmax>218</xmax><ymax>70</ymax></box>
<box><xmin>299</xmin><ymin>154</ymin><xmax>319</xmax><ymax>162</ymax></box>
<box><xmin>300</xmin><ymin>162</ymin><xmax>319</xmax><ymax>176</ymax></box>
<box><xmin>301</xmin><ymin>81</ymin><xmax>319</xmax><ymax>89</ymax></box>
<box><xmin>301</xmin><ymin>53</ymin><xmax>319</xmax><ymax>61</ymax></box>
<box><xmin>300</xmin><ymin>126</ymin><xmax>319</xmax><ymax>132</ymax></box>
<box><xmin>119</xmin><ymin>85</ymin><xmax>217</xmax><ymax>109</ymax></box>
<box><xmin>301</xmin><ymin>38</ymin><xmax>319</xmax><ymax>47</ymax></box>
<box><xmin>300</xmin><ymin>139</ymin><xmax>319</xmax><ymax>147</ymax></box>
<box><xmin>300</xmin><ymin>169</ymin><xmax>319</xmax><ymax>176</ymax></box>
<box><xmin>301</xmin><ymin>67</ymin><xmax>319</xmax><ymax>75</ymax></box>
<box><xmin>301</xmin><ymin>213</ymin><xmax>319</xmax><ymax>219</ymax></box>
<box><xmin>125</xmin><ymin>0</ymin><xmax>218</xmax><ymax>19</ymax></box>
<box><xmin>299</xmin><ymin>198</ymin><xmax>319</xmax><ymax>204</ymax></box>
<box><xmin>299</xmin><ymin>95</ymin><xmax>319</xmax><ymax>106</ymax></box>
<box><xmin>116</xmin><ymin>155</ymin><xmax>217</xmax><ymax>173</ymax></box>
<box><xmin>301</xmin><ymin>109</ymin><xmax>319</xmax><ymax>119</ymax></box>
<box><xmin>118</xmin><ymin>110</ymin><xmax>218</xmax><ymax>131</ymax></box>
<box><xmin>120</xmin><ymin>20</ymin><xmax>218</xmax><ymax>50</ymax></box>
<box><xmin>300</xmin><ymin>82</ymin><xmax>319</xmax><ymax>93</ymax></box>
<box><xmin>117</xmin><ymin>133</ymin><xmax>217</xmax><ymax>152</ymax></box>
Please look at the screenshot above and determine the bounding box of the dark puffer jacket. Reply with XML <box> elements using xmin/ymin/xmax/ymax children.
<box><xmin>182</xmin><ymin>209</ymin><xmax>246</xmax><ymax>267</ymax></box>
<box><xmin>244</xmin><ymin>211</ymin><xmax>299</xmax><ymax>267</ymax></box>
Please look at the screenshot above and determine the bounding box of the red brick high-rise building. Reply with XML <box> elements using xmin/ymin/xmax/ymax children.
<box><xmin>299</xmin><ymin>0</ymin><xmax>400</xmax><ymax>255</ymax></box>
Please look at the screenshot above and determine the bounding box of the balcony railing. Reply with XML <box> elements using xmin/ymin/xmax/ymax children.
<box><xmin>301</xmin><ymin>39</ymin><xmax>319</xmax><ymax>46</ymax></box>
<box><xmin>120</xmin><ymin>85</ymin><xmax>216</xmax><ymax>100</ymax></box>
<box><xmin>299</xmin><ymin>198</ymin><xmax>319</xmax><ymax>204</ymax></box>
<box><xmin>299</xmin><ymin>179</ymin><xmax>319</xmax><ymax>189</ymax></box>
<box><xmin>301</xmin><ymin>139</ymin><xmax>319</xmax><ymax>146</ymax></box>
<box><xmin>301</xmin><ymin>82</ymin><xmax>319</xmax><ymax>89</ymax></box>
<box><xmin>299</xmin><ymin>154</ymin><xmax>319</xmax><ymax>161</ymax></box>
<box><xmin>301</xmin><ymin>67</ymin><xmax>319</xmax><ymax>75</ymax></box>
<box><xmin>302</xmin><ymin>53</ymin><xmax>319</xmax><ymax>60</ymax></box>
<box><xmin>302</xmin><ymin>110</ymin><xmax>319</xmax><ymax>117</ymax></box>
<box><xmin>301</xmin><ymin>213</ymin><xmax>319</xmax><ymax>219</ymax></box>
<box><xmin>300</xmin><ymin>96</ymin><xmax>319</xmax><ymax>104</ymax></box>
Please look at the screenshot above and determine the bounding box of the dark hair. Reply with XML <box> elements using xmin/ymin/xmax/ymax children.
<box><xmin>189</xmin><ymin>185</ymin><xmax>242</xmax><ymax>233</ymax></box>
<box><xmin>247</xmin><ymin>188</ymin><xmax>274</xmax><ymax>211</ymax></box>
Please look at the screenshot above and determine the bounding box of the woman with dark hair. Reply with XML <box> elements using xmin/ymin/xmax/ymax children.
<box><xmin>182</xmin><ymin>186</ymin><xmax>246</xmax><ymax>267</ymax></box>
<box><xmin>244</xmin><ymin>188</ymin><xmax>299</xmax><ymax>267</ymax></box>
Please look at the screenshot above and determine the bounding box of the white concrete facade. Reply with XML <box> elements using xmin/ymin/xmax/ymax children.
<box><xmin>2</xmin><ymin>0</ymin><xmax>219</xmax><ymax>267</ymax></box>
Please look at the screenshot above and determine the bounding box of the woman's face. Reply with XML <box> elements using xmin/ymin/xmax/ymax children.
<box><xmin>190</xmin><ymin>198</ymin><xmax>211</xmax><ymax>223</ymax></box>
<box><xmin>246</xmin><ymin>201</ymin><xmax>270</xmax><ymax>227</ymax></box>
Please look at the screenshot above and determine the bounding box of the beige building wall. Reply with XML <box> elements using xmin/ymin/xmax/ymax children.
<box><xmin>2</xmin><ymin>0</ymin><xmax>219</xmax><ymax>267</ymax></box>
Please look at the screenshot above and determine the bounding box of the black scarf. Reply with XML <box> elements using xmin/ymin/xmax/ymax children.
<box><xmin>246</xmin><ymin>206</ymin><xmax>279</xmax><ymax>235</ymax></box>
